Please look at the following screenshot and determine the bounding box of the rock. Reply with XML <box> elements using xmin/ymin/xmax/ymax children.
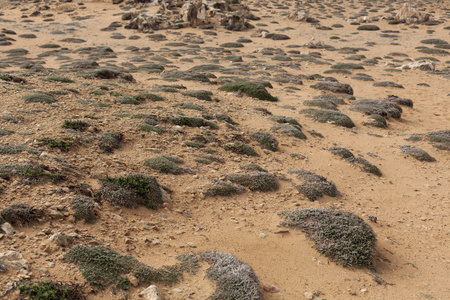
<box><xmin>304</xmin><ymin>291</ymin><xmax>314</xmax><ymax>299</ymax></box>
<box><xmin>50</xmin><ymin>232</ymin><xmax>73</xmax><ymax>247</ymax></box>
<box><xmin>1</xmin><ymin>222</ymin><xmax>15</xmax><ymax>235</ymax></box>
<box><xmin>128</xmin><ymin>275</ymin><xmax>139</xmax><ymax>287</ymax></box>
<box><xmin>139</xmin><ymin>285</ymin><xmax>162</xmax><ymax>300</ymax></box>
<box><xmin>187</xmin><ymin>242</ymin><xmax>196</xmax><ymax>248</ymax></box>
<box><xmin>262</xmin><ymin>283</ymin><xmax>281</xmax><ymax>293</ymax></box>
<box><xmin>0</xmin><ymin>251</ymin><xmax>29</xmax><ymax>270</ymax></box>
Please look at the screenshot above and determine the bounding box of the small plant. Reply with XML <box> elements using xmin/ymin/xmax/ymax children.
<box><xmin>289</xmin><ymin>169</ymin><xmax>340</xmax><ymax>201</ymax></box>
<box><xmin>171</xmin><ymin>116</ymin><xmax>218</xmax><ymax>129</ymax></box>
<box><xmin>219</xmin><ymin>80</ymin><xmax>278</xmax><ymax>101</ymax></box>
<box><xmin>200</xmin><ymin>251</ymin><xmax>263</xmax><ymax>300</ymax></box>
<box><xmin>426</xmin><ymin>130</ymin><xmax>449</xmax><ymax>150</ymax></box>
<box><xmin>98</xmin><ymin>131</ymin><xmax>123</xmax><ymax>153</ymax></box>
<box><xmin>64</xmin><ymin>245</ymin><xmax>139</xmax><ymax>289</ymax></box>
<box><xmin>223</xmin><ymin>172</ymin><xmax>279</xmax><ymax>192</ymax></box>
<box><xmin>240</xmin><ymin>164</ymin><xmax>268</xmax><ymax>172</ymax></box>
<box><xmin>204</xmin><ymin>179</ymin><xmax>246</xmax><ymax>196</ymax></box>
<box><xmin>37</xmin><ymin>137</ymin><xmax>73</xmax><ymax>152</ymax></box>
<box><xmin>300</xmin><ymin>109</ymin><xmax>355</xmax><ymax>128</ymax></box>
<box><xmin>0</xmin><ymin>203</ymin><xmax>44</xmax><ymax>227</ymax></box>
<box><xmin>194</xmin><ymin>154</ymin><xmax>224</xmax><ymax>164</ymax></box>
<box><xmin>45</xmin><ymin>76</ymin><xmax>75</xmax><ymax>83</ymax></box>
<box><xmin>17</xmin><ymin>280</ymin><xmax>85</xmax><ymax>300</ymax></box>
<box><xmin>144</xmin><ymin>156</ymin><xmax>184</xmax><ymax>174</ymax></box>
<box><xmin>331</xmin><ymin>63</ymin><xmax>365</xmax><ymax>70</ymax></box>
<box><xmin>71</xmin><ymin>195</ymin><xmax>97</xmax><ymax>223</ymax></box>
<box><xmin>23</xmin><ymin>93</ymin><xmax>56</xmax><ymax>104</ymax></box>
<box><xmin>271</xmin><ymin>124</ymin><xmax>307</xmax><ymax>140</ymax></box>
<box><xmin>328</xmin><ymin>146</ymin><xmax>354</xmax><ymax>159</ymax></box>
<box><xmin>350</xmin><ymin>99</ymin><xmax>402</xmax><ymax>119</ymax></box>
<box><xmin>365</xmin><ymin>114</ymin><xmax>387</xmax><ymax>128</ymax></box>
<box><xmin>161</xmin><ymin>70</ymin><xmax>211</xmax><ymax>82</ymax></box>
<box><xmin>279</xmin><ymin>208</ymin><xmax>376</xmax><ymax>269</ymax></box>
<box><xmin>135</xmin><ymin>92</ymin><xmax>165</xmax><ymax>102</ymax></box>
<box><xmin>62</xmin><ymin>120</ymin><xmax>90</xmax><ymax>131</ymax></box>
<box><xmin>182</xmin><ymin>90</ymin><xmax>214</xmax><ymax>101</ymax></box>
<box><xmin>97</xmin><ymin>174</ymin><xmax>164</xmax><ymax>209</ymax></box>
<box><xmin>0</xmin><ymin>163</ymin><xmax>65</xmax><ymax>184</ymax></box>
<box><xmin>0</xmin><ymin>144</ymin><xmax>39</xmax><ymax>155</ymax></box>
<box><xmin>400</xmin><ymin>145</ymin><xmax>436</xmax><ymax>162</ymax></box>
<box><xmin>249</xmin><ymin>131</ymin><xmax>279</xmax><ymax>151</ymax></box>
<box><xmin>303</xmin><ymin>99</ymin><xmax>338</xmax><ymax>110</ymax></box>
<box><xmin>349</xmin><ymin>157</ymin><xmax>382</xmax><ymax>176</ymax></box>
<box><xmin>224</xmin><ymin>142</ymin><xmax>259</xmax><ymax>156</ymax></box>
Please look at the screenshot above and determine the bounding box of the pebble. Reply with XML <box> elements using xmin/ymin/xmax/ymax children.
<box><xmin>1</xmin><ymin>223</ymin><xmax>15</xmax><ymax>235</ymax></box>
<box><xmin>187</xmin><ymin>242</ymin><xmax>196</xmax><ymax>248</ymax></box>
<box><xmin>262</xmin><ymin>283</ymin><xmax>281</xmax><ymax>293</ymax></box>
<box><xmin>304</xmin><ymin>292</ymin><xmax>314</xmax><ymax>299</ymax></box>
<box><xmin>139</xmin><ymin>285</ymin><xmax>162</xmax><ymax>300</ymax></box>
<box><xmin>259</xmin><ymin>233</ymin><xmax>266</xmax><ymax>239</ymax></box>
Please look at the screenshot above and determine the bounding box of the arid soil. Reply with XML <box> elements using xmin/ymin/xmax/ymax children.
<box><xmin>0</xmin><ymin>0</ymin><xmax>449</xmax><ymax>299</ymax></box>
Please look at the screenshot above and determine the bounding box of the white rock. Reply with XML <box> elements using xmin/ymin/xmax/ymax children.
<box><xmin>1</xmin><ymin>222</ymin><xmax>15</xmax><ymax>235</ymax></box>
<box><xmin>304</xmin><ymin>292</ymin><xmax>314</xmax><ymax>299</ymax></box>
<box><xmin>139</xmin><ymin>285</ymin><xmax>162</xmax><ymax>300</ymax></box>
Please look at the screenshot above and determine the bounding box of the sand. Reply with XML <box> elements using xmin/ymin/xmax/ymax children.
<box><xmin>0</xmin><ymin>0</ymin><xmax>449</xmax><ymax>299</ymax></box>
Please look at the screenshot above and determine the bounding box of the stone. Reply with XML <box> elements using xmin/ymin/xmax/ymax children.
<box><xmin>128</xmin><ymin>275</ymin><xmax>139</xmax><ymax>287</ymax></box>
<box><xmin>139</xmin><ymin>285</ymin><xmax>162</xmax><ymax>300</ymax></box>
<box><xmin>0</xmin><ymin>251</ymin><xmax>29</xmax><ymax>270</ymax></box>
<box><xmin>304</xmin><ymin>292</ymin><xmax>314</xmax><ymax>299</ymax></box>
<box><xmin>262</xmin><ymin>283</ymin><xmax>281</xmax><ymax>293</ymax></box>
<box><xmin>1</xmin><ymin>222</ymin><xmax>15</xmax><ymax>235</ymax></box>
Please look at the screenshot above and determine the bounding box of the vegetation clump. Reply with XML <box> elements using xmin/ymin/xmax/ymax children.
<box><xmin>71</xmin><ymin>195</ymin><xmax>97</xmax><ymax>223</ymax></box>
<box><xmin>224</xmin><ymin>142</ymin><xmax>259</xmax><ymax>156</ymax></box>
<box><xmin>400</xmin><ymin>145</ymin><xmax>436</xmax><ymax>162</ymax></box>
<box><xmin>37</xmin><ymin>137</ymin><xmax>73</xmax><ymax>152</ymax></box>
<box><xmin>98</xmin><ymin>131</ymin><xmax>123</xmax><ymax>153</ymax></box>
<box><xmin>135</xmin><ymin>92</ymin><xmax>165</xmax><ymax>102</ymax></box>
<box><xmin>425</xmin><ymin>130</ymin><xmax>449</xmax><ymax>150</ymax></box>
<box><xmin>311</xmin><ymin>81</ymin><xmax>354</xmax><ymax>95</ymax></box>
<box><xmin>144</xmin><ymin>156</ymin><xmax>185</xmax><ymax>174</ymax></box>
<box><xmin>0</xmin><ymin>163</ymin><xmax>65</xmax><ymax>184</ymax></box>
<box><xmin>45</xmin><ymin>76</ymin><xmax>74</xmax><ymax>83</ymax></box>
<box><xmin>204</xmin><ymin>179</ymin><xmax>246</xmax><ymax>196</ymax></box>
<box><xmin>303</xmin><ymin>99</ymin><xmax>338</xmax><ymax>110</ymax></box>
<box><xmin>194</xmin><ymin>154</ymin><xmax>224</xmax><ymax>164</ymax></box>
<box><xmin>171</xmin><ymin>116</ymin><xmax>218</xmax><ymax>129</ymax></box>
<box><xmin>288</xmin><ymin>169</ymin><xmax>340</xmax><ymax>201</ymax></box>
<box><xmin>161</xmin><ymin>70</ymin><xmax>211</xmax><ymax>82</ymax></box>
<box><xmin>17</xmin><ymin>280</ymin><xmax>85</xmax><ymax>300</ymax></box>
<box><xmin>350</xmin><ymin>99</ymin><xmax>402</xmax><ymax>119</ymax></box>
<box><xmin>365</xmin><ymin>114</ymin><xmax>387</xmax><ymax>128</ymax></box>
<box><xmin>62</xmin><ymin>120</ymin><xmax>90</xmax><ymax>131</ymax></box>
<box><xmin>328</xmin><ymin>146</ymin><xmax>354</xmax><ymax>159</ymax></box>
<box><xmin>301</xmin><ymin>109</ymin><xmax>355</xmax><ymax>128</ymax></box>
<box><xmin>23</xmin><ymin>93</ymin><xmax>56</xmax><ymax>104</ymax></box>
<box><xmin>0</xmin><ymin>203</ymin><xmax>44</xmax><ymax>227</ymax></box>
<box><xmin>65</xmin><ymin>245</ymin><xmax>187</xmax><ymax>290</ymax></box>
<box><xmin>97</xmin><ymin>174</ymin><xmax>164</xmax><ymax>209</ymax></box>
<box><xmin>223</xmin><ymin>172</ymin><xmax>279</xmax><ymax>192</ymax></box>
<box><xmin>240</xmin><ymin>164</ymin><xmax>267</xmax><ymax>172</ymax></box>
<box><xmin>219</xmin><ymin>80</ymin><xmax>278</xmax><ymax>101</ymax></box>
<box><xmin>0</xmin><ymin>144</ymin><xmax>39</xmax><ymax>155</ymax></box>
<box><xmin>331</xmin><ymin>63</ymin><xmax>365</xmax><ymax>70</ymax></box>
<box><xmin>200</xmin><ymin>250</ymin><xmax>263</xmax><ymax>300</ymax></box>
<box><xmin>271</xmin><ymin>124</ymin><xmax>306</xmax><ymax>139</ymax></box>
<box><xmin>279</xmin><ymin>208</ymin><xmax>376</xmax><ymax>269</ymax></box>
<box><xmin>249</xmin><ymin>131</ymin><xmax>279</xmax><ymax>151</ymax></box>
<box><xmin>182</xmin><ymin>90</ymin><xmax>213</xmax><ymax>101</ymax></box>
<box><xmin>328</xmin><ymin>147</ymin><xmax>382</xmax><ymax>176</ymax></box>
<box><xmin>271</xmin><ymin>115</ymin><xmax>302</xmax><ymax>126</ymax></box>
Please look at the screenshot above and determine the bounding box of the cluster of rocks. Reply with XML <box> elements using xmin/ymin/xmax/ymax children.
<box><xmin>122</xmin><ymin>0</ymin><xmax>259</xmax><ymax>32</ymax></box>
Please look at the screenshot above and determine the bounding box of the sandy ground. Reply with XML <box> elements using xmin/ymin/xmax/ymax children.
<box><xmin>0</xmin><ymin>0</ymin><xmax>449</xmax><ymax>299</ymax></box>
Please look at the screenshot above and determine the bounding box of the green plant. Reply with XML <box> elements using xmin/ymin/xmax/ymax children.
<box><xmin>331</xmin><ymin>63</ymin><xmax>365</xmax><ymax>70</ymax></box>
<box><xmin>300</xmin><ymin>109</ymin><xmax>355</xmax><ymax>128</ymax></box>
<box><xmin>144</xmin><ymin>156</ymin><xmax>184</xmax><ymax>174</ymax></box>
<box><xmin>17</xmin><ymin>280</ymin><xmax>85</xmax><ymax>300</ymax></box>
<box><xmin>97</xmin><ymin>174</ymin><xmax>163</xmax><ymax>209</ymax></box>
<box><xmin>45</xmin><ymin>76</ymin><xmax>75</xmax><ymax>83</ymax></box>
<box><xmin>328</xmin><ymin>146</ymin><xmax>354</xmax><ymax>159</ymax></box>
<box><xmin>0</xmin><ymin>163</ymin><xmax>65</xmax><ymax>184</ymax></box>
<box><xmin>0</xmin><ymin>203</ymin><xmax>44</xmax><ymax>227</ymax></box>
<box><xmin>365</xmin><ymin>114</ymin><xmax>387</xmax><ymax>128</ymax></box>
<box><xmin>224</xmin><ymin>172</ymin><xmax>279</xmax><ymax>192</ymax></box>
<box><xmin>0</xmin><ymin>129</ymin><xmax>14</xmax><ymax>136</ymax></box>
<box><xmin>240</xmin><ymin>164</ymin><xmax>267</xmax><ymax>172</ymax></box>
<box><xmin>71</xmin><ymin>195</ymin><xmax>97</xmax><ymax>223</ymax></box>
<box><xmin>0</xmin><ymin>144</ymin><xmax>39</xmax><ymax>155</ymax></box>
<box><xmin>139</xmin><ymin>124</ymin><xmax>165</xmax><ymax>134</ymax></box>
<box><xmin>289</xmin><ymin>169</ymin><xmax>340</xmax><ymax>201</ymax></box>
<box><xmin>64</xmin><ymin>245</ymin><xmax>139</xmax><ymax>288</ymax></box>
<box><xmin>200</xmin><ymin>251</ymin><xmax>262</xmax><ymax>300</ymax></box>
<box><xmin>37</xmin><ymin>137</ymin><xmax>73</xmax><ymax>152</ymax></box>
<box><xmin>98</xmin><ymin>131</ymin><xmax>123</xmax><ymax>153</ymax></box>
<box><xmin>279</xmin><ymin>208</ymin><xmax>376</xmax><ymax>269</ymax></box>
<box><xmin>400</xmin><ymin>145</ymin><xmax>436</xmax><ymax>162</ymax></box>
<box><xmin>182</xmin><ymin>90</ymin><xmax>213</xmax><ymax>101</ymax></box>
<box><xmin>219</xmin><ymin>80</ymin><xmax>278</xmax><ymax>101</ymax></box>
<box><xmin>348</xmin><ymin>157</ymin><xmax>382</xmax><ymax>176</ymax></box>
<box><xmin>271</xmin><ymin>124</ymin><xmax>306</xmax><ymax>140</ymax></box>
<box><xmin>171</xmin><ymin>116</ymin><xmax>218</xmax><ymax>129</ymax></box>
<box><xmin>204</xmin><ymin>179</ymin><xmax>246</xmax><ymax>196</ymax></box>
<box><xmin>135</xmin><ymin>92</ymin><xmax>165</xmax><ymax>102</ymax></box>
<box><xmin>62</xmin><ymin>120</ymin><xmax>90</xmax><ymax>131</ymax></box>
<box><xmin>23</xmin><ymin>93</ymin><xmax>56</xmax><ymax>104</ymax></box>
<box><xmin>249</xmin><ymin>131</ymin><xmax>279</xmax><ymax>151</ymax></box>
<box><xmin>224</xmin><ymin>142</ymin><xmax>259</xmax><ymax>156</ymax></box>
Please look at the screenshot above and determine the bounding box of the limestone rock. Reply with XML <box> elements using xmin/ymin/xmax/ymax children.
<box><xmin>50</xmin><ymin>232</ymin><xmax>73</xmax><ymax>248</ymax></box>
<box><xmin>139</xmin><ymin>285</ymin><xmax>162</xmax><ymax>300</ymax></box>
<box><xmin>1</xmin><ymin>222</ymin><xmax>15</xmax><ymax>235</ymax></box>
<box><xmin>0</xmin><ymin>251</ymin><xmax>29</xmax><ymax>270</ymax></box>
